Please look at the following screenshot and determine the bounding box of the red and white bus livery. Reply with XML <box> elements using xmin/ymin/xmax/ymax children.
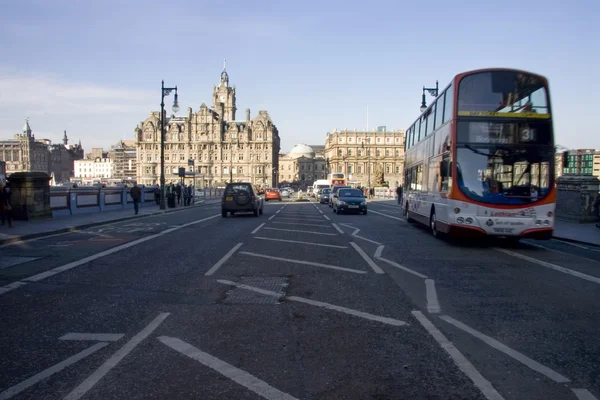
<box><xmin>403</xmin><ymin>68</ymin><xmax>555</xmax><ymax>241</ymax></box>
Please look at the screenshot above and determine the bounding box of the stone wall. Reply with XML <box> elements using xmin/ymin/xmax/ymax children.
<box><xmin>555</xmin><ymin>175</ymin><xmax>600</xmax><ymax>223</ymax></box>
<box><xmin>7</xmin><ymin>172</ymin><xmax>52</xmax><ymax>220</ymax></box>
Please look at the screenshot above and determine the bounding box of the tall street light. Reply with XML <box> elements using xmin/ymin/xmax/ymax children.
<box><xmin>420</xmin><ymin>80</ymin><xmax>439</xmax><ymax>112</ymax></box>
<box><xmin>159</xmin><ymin>80</ymin><xmax>179</xmax><ymax>210</ymax></box>
<box><xmin>361</xmin><ymin>138</ymin><xmax>371</xmax><ymax>189</ymax></box>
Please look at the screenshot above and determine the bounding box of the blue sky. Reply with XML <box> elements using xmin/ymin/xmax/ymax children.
<box><xmin>1</xmin><ymin>0</ymin><xmax>598</xmax><ymax>152</ymax></box>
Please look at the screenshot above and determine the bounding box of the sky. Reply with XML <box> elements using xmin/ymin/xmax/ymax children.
<box><xmin>0</xmin><ymin>0</ymin><xmax>598</xmax><ymax>152</ymax></box>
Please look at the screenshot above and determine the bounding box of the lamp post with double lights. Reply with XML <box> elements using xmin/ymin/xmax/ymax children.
<box><xmin>361</xmin><ymin>138</ymin><xmax>372</xmax><ymax>189</ymax></box>
<box><xmin>420</xmin><ymin>80</ymin><xmax>439</xmax><ymax>112</ymax></box>
<box><xmin>159</xmin><ymin>80</ymin><xmax>179</xmax><ymax>210</ymax></box>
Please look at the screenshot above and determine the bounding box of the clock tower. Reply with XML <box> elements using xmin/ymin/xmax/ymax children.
<box><xmin>212</xmin><ymin>63</ymin><xmax>236</xmax><ymax>121</ymax></box>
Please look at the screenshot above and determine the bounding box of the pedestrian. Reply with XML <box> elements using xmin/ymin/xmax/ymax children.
<box><xmin>130</xmin><ymin>184</ymin><xmax>142</xmax><ymax>215</ymax></box>
<box><xmin>154</xmin><ymin>187</ymin><xmax>160</xmax><ymax>205</ymax></box>
<box><xmin>0</xmin><ymin>181</ymin><xmax>13</xmax><ymax>228</ymax></box>
<box><xmin>396</xmin><ymin>185</ymin><xmax>403</xmax><ymax>205</ymax></box>
<box><xmin>175</xmin><ymin>184</ymin><xmax>182</xmax><ymax>206</ymax></box>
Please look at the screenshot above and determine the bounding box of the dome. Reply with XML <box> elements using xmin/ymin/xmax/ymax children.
<box><xmin>288</xmin><ymin>144</ymin><xmax>315</xmax><ymax>159</ymax></box>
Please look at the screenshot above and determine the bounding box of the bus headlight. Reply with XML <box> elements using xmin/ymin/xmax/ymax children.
<box><xmin>456</xmin><ymin>217</ymin><xmax>465</xmax><ymax>223</ymax></box>
<box><xmin>536</xmin><ymin>220</ymin><xmax>542</xmax><ymax>225</ymax></box>
<box><xmin>465</xmin><ymin>217</ymin><xmax>474</xmax><ymax>224</ymax></box>
<box><xmin>544</xmin><ymin>220</ymin><xmax>550</xmax><ymax>225</ymax></box>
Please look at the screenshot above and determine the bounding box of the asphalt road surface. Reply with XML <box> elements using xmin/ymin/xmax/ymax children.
<box><xmin>0</xmin><ymin>199</ymin><xmax>598</xmax><ymax>400</ymax></box>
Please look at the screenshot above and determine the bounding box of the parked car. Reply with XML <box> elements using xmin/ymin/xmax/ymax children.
<box><xmin>265</xmin><ymin>188</ymin><xmax>282</xmax><ymax>201</ymax></box>
<box><xmin>319</xmin><ymin>188</ymin><xmax>331</xmax><ymax>204</ymax></box>
<box><xmin>221</xmin><ymin>182</ymin><xmax>264</xmax><ymax>217</ymax></box>
<box><xmin>332</xmin><ymin>188</ymin><xmax>367</xmax><ymax>215</ymax></box>
<box><xmin>280</xmin><ymin>189</ymin><xmax>290</xmax><ymax>198</ymax></box>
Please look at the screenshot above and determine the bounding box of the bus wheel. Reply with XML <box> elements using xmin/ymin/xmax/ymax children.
<box><xmin>405</xmin><ymin>202</ymin><xmax>414</xmax><ymax>222</ymax></box>
<box><xmin>430</xmin><ymin>209</ymin><xmax>440</xmax><ymax>238</ymax></box>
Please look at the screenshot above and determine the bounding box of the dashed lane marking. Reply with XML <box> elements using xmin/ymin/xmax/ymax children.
<box><xmin>205</xmin><ymin>243</ymin><xmax>243</xmax><ymax>276</ymax></box>
<box><xmin>331</xmin><ymin>223</ymin><xmax>344</xmax><ymax>234</ymax></box>
<box><xmin>251</xmin><ymin>223</ymin><xmax>265</xmax><ymax>234</ymax></box>
<box><xmin>238</xmin><ymin>251</ymin><xmax>366</xmax><ymax>274</ymax></box>
<box><xmin>425</xmin><ymin>279</ymin><xmax>440</xmax><ymax>313</ymax></box>
<box><xmin>368</xmin><ymin>208</ymin><xmax>407</xmax><ymax>222</ymax></box>
<box><xmin>350</xmin><ymin>242</ymin><xmax>384</xmax><ymax>274</ymax></box>
<box><xmin>263</xmin><ymin>227</ymin><xmax>337</xmax><ymax>236</ymax></box>
<box><xmin>572</xmin><ymin>389</ymin><xmax>599</xmax><ymax>400</ymax></box>
<box><xmin>253</xmin><ymin>237</ymin><xmax>348</xmax><ymax>249</ymax></box>
<box><xmin>271</xmin><ymin>222</ymin><xmax>331</xmax><ymax>227</ymax></box>
<box><xmin>217</xmin><ymin>280</ymin><xmax>407</xmax><ymax>326</ymax></box>
<box><xmin>374</xmin><ymin>245</ymin><xmax>384</xmax><ymax>258</ymax></box>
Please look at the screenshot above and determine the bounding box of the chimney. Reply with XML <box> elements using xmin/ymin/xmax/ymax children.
<box><xmin>246</xmin><ymin>108</ymin><xmax>251</xmax><ymax>121</ymax></box>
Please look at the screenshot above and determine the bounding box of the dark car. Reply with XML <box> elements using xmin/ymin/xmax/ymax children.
<box><xmin>221</xmin><ymin>182</ymin><xmax>264</xmax><ymax>217</ymax></box>
<box><xmin>319</xmin><ymin>188</ymin><xmax>331</xmax><ymax>204</ymax></box>
<box><xmin>328</xmin><ymin>185</ymin><xmax>351</xmax><ymax>207</ymax></box>
<box><xmin>332</xmin><ymin>188</ymin><xmax>367</xmax><ymax>215</ymax></box>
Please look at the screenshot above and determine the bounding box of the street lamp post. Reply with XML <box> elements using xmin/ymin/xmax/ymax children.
<box><xmin>362</xmin><ymin>138</ymin><xmax>371</xmax><ymax>189</ymax></box>
<box><xmin>420</xmin><ymin>80</ymin><xmax>439</xmax><ymax>112</ymax></box>
<box><xmin>159</xmin><ymin>80</ymin><xmax>179</xmax><ymax>210</ymax></box>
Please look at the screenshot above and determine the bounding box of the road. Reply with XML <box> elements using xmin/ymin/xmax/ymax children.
<box><xmin>0</xmin><ymin>199</ymin><xmax>598</xmax><ymax>400</ymax></box>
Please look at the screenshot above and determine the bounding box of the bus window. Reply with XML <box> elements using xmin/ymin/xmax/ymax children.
<box><xmin>435</xmin><ymin>92</ymin><xmax>445</xmax><ymax>128</ymax></box>
<box><xmin>440</xmin><ymin>156</ymin><xmax>452</xmax><ymax>192</ymax></box>
<box><xmin>444</xmin><ymin>83</ymin><xmax>454</xmax><ymax>123</ymax></box>
<box><xmin>426</xmin><ymin>103</ymin><xmax>436</xmax><ymax>136</ymax></box>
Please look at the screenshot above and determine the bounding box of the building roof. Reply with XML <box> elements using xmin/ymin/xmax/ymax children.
<box><xmin>288</xmin><ymin>144</ymin><xmax>315</xmax><ymax>159</ymax></box>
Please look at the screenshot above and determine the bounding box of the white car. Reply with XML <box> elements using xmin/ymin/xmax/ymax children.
<box><xmin>280</xmin><ymin>189</ymin><xmax>290</xmax><ymax>198</ymax></box>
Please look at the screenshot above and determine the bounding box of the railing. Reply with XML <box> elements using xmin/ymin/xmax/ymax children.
<box><xmin>50</xmin><ymin>185</ymin><xmax>224</xmax><ymax>217</ymax></box>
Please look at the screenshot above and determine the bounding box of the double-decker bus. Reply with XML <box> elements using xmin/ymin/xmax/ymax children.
<box><xmin>403</xmin><ymin>68</ymin><xmax>555</xmax><ymax>241</ymax></box>
<box><xmin>328</xmin><ymin>173</ymin><xmax>347</xmax><ymax>186</ymax></box>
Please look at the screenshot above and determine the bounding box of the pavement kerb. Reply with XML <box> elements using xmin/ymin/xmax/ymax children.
<box><xmin>367</xmin><ymin>202</ymin><xmax>600</xmax><ymax>248</ymax></box>
<box><xmin>0</xmin><ymin>199</ymin><xmax>221</xmax><ymax>245</ymax></box>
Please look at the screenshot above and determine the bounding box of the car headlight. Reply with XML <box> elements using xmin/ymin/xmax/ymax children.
<box><xmin>360</xmin><ymin>201</ymin><xmax>366</xmax><ymax>205</ymax></box>
<box><xmin>338</xmin><ymin>200</ymin><xmax>347</xmax><ymax>205</ymax></box>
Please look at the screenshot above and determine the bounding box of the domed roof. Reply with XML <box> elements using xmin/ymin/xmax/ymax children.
<box><xmin>288</xmin><ymin>144</ymin><xmax>315</xmax><ymax>159</ymax></box>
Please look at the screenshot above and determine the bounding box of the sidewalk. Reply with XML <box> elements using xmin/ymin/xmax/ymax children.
<box><xmin>366</xmin><ymin>199</ymin><xmax>600</xmax><ymax>247</ymax></box>
<box><xmin>0</xmin><ymin>199</ymin><xmax>220</xmax><ymax>245</ymax></box>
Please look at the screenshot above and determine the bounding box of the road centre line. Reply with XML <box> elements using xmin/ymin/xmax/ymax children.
<box><xmin>331</xmin><ymin>223</ymin><xmax>344</xmax><ymax>234</ymax></box>
<box><xmin>572</xmin><ymin>389</ymin><xmax>599</xmax><ymax>400</ymax></box>
<box><xmin>158</xmin><ymin>336</ymin><xmax>298</xmax><ymax>400</ymax></box>
<box><xmin>374</xmin><ymin>245</ymin><xmax>385</xmax><ymax>258</ymax></box>
<box><xmin>323</xmin><ymin>215</ymin><xmax>331</xmax><ymax>221</ymax></box>
<box><xmin>412</xmin><ymin>311</ymin><xmax>504</xmax><ymax>400</ymax></box>
<box><xmin>496</xmin><ymin>248</ymin><xmax>600</xmax><ymax>285</ymax></box>
<box><xmin>439</xmin><ymin>315</ymin><xmax>570</xmax><ymax>383</ymax></box>
<box><xmin>60</xmin><ymin>333</ymin><xmax>124</xmax><ymax>342</ymax></box>
<box><xmin>376</xmin><ymin>257</ymin><xmax>428</xmax><ymax>279</ymax></box>
<box><xmin>350</xmin><ymin>242</ymin><xmax>384</xmax><ymax>274</ymax></box>
<box><xmin>64</xmin><ymin>313</ymin><xmax>170</xmax><ymax>400</ymax></box>
<box><xmin>525</xmin><ymin>241</ymin><xmax>599</xmax><ymax>264</ymax></box>
<box><xmin>263</xmin><ymin>227</ymin><xmax>338</xmax><ymax>236</ymax></box>
<box><xmin>552</xmin><ymin>238</ymin><xmax>589</xmax><ymax>249</ymax></box>
<box><xmin>0</xmin><ymin>342</ymin><xmax>109</xmax><ymax>400</ymax></box>
<box><xmin>425</xmin><ymin>279</ymin><xmax>441</xmax><ymax>313</ymax></box>
<box><xmin>268</xmin><ymin>214</ymin><xmax>276</xmax><ymax>221</ymax></box>
<box><xmin>239</xmin><ymin>251</ymin><xmax>366</xmax><ymax>274</ymax></box>
<box><xmin>368</xmin><ymin>208</ymin><xmax>407</xmax><ymax>222</ymax></box>
<box><xmin>1</xmin><ymin>215</ymin><xmax>220</xmax><ymax>294</ymax></box>
<box><xmin>254</xmin><ymin>237</ymin><xmax>348</xmax><ymax>249</ymax></box>
<box><xmin>205</xmin><ymin>243</ymin><xmax>244</xmax><ymax>276</ymax></box>
<box><xmin>251</xmin><ymin>223</ymin><xmax>265</xmax><ymax>234</ymax></box>
<box><xmin>271</xmin><ymin>222</ymin><xmax>330</xmax><ymax>227</ymax></box>
<box><xmin>217</xmin><ymin>280</ymin><xmax>407</xmax><ymax>326</ymax></box>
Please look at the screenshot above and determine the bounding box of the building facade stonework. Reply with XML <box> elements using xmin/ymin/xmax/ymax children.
<box><xmin>325</xmin><ymin>127</ymin><xmax>405</xmax><ymax>188</ymax></box>
<box><xmin>135</xmin><ymin>69</ymin><xmax>280</xmax><ymax>187</ymax></box>
<box><xmin>0</xmin><ymin>119</ymin><xmax>83</xmax><ymax>184</ymax></box>
<box><xmin>278</xmin><ymin>144</ymin><xmax>327</xmax><ymax>187</ymax></box>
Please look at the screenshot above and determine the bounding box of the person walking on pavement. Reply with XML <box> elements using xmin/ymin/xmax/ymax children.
<box><xmin>175</xmin><ymin>184</ymin><xmax>182</xmax><ymax>206</ymax></box>
<box><xmin>396</xmin><ymin>185</ymin><xmax>403</xmax><ymax>205</ymax></box>
<box><xmin>130</xmin><ymin>184</ymin><xmax>142</xmax><ymax>215</ymax></box>
<box><xmin>0</xmin><ymin>181</ymin><xmax>13</xmax><ymax>228</ymax></box>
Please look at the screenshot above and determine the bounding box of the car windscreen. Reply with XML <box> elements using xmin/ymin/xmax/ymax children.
<box><xmin>338</xmin><ymin>189</ymin><xmax>363</xmax><ymax>197</ymax></box>
<box><xmin>225</xmin><ymin>184</ymin><xmax>252</xmax><ymax>194</ymax></box>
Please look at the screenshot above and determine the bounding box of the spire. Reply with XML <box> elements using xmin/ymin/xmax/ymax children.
<box><xmin>22</xmin><ymin>117</ymin><xmax>32</xmax><ymax>137</ymax></box>
<box><xmin>220</xmin><ymin>59</ymin><xmax>229</xmax><ymax>86</ymax></box>
<box><xmin>63</xmin><ymin>130</ymin><xmax>68</xmax><ymax>145</ymax></box>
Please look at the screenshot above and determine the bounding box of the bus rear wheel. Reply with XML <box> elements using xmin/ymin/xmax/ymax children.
<box><xmin>430</xmin><ymin>210</ymin><xmax>440</xmax><ymax>238</ymax></box>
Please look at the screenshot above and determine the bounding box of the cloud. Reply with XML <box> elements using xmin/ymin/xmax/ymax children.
<box><xmin>0</xmin><ymin>70</ymin><xmax>155</xmax><ymax>116</ymax></box>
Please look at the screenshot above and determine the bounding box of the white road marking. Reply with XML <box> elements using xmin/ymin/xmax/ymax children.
<box><xmin>376</xmin><ymin>257</ymin><xmax>428</xmax><ymax>279</ymax></box>
<box><xmin>439</xmin><ymin>315</ymin><xmax>570</xmax><ymax>383</ymax></box>
<box><xmin>368</xmin><ymin>208</ymin><xmax>407</xmax><ymax>222</ymax></box>
<box><xmin>338</xmin><ymin>223</ymin><xmax>355</xmax><ymax>228</ymax></box>
<box><xmin>263</xmin><ymin>227</ymin><xmax>337</xmax><ymax>236</ymax></box>
<box><xmin>352</xmin><ymin>234</ymin><xmax>382</xmax><ymax>245</ymax></box>
<box><xmin>59</xmin><ymin>333</ymin><xmax>124</xmax><ymax>342</ymax></box>
<box><xmin>268</xmin><ymin>214</ymin><xmax>276</xmax><ymax>221</ymax></box>
<box><xmin>275</xmin><ymin>210</ymin><xmax>281</xmax><ymax>214</ymax></box>
<box><xmin>323</xmin><ymin>215</ymin><xmax>331</xmax><ymax>221</ymax></box>
<box><xmin>0</xmin><ymin>342</ymin><xmax>109</xmax><ymax>400</ymax></box>
<box><xmin>572</xmin><ymin>388</ymin><xmax>599</xmax><ymax>400</ymax></box>
<box><xmin>412</xmin><ymin>311</ymin><xmax>504</xmax><ymax>400</ymax></box>
<box><xmin>425</xmin><ymin>279</ymin><xmax>440</xmax><ymax>313</ymax></box>
<box><xmin>254</xmin><ymin>237</ymin><xmax>348</xmax><ymax>249</ymax></box>
<box><xmin>64</xmin><ymin>313</ymin><xmax>170</xmax><ymax>400</ymax></box>
<box><xmin>496</xmin><ymin>248</ymin><xmax>600</xmax><ymax>285</ymax></box>
<box><xmin>17</xmin><ymin>214</ymin><xmax>220</xmax><ymax>285</ymax></box>
<box><xmin>525</xmin><ymin>241</ymin><xmax>599</xmax><ymax>264</ymax></box>
<box><xmin>374</xmin><ymin>245</ymin><xmax>384</xmax><ymax>258</ymax></box>
<box><xmin>275</xmin><ymin>216</ymin><xmax>325</xmax><ymax>221</ymax></box>
<box><xmin>251</xmin><ymin>223</ymin><xmax>265</xmax><ymax>234</ymax></box>
<box><xmin>0</xmin><ymin>281</ymin><xmax>27</xmax><ymax>296</ymax></box>
<box><xmin>331</xmin><ymin>223</ymin><xmax>344</xmax><ymax>234</ymax></box>
<box><xmin>318</xmin><ymin>209</ymin><xmax>323</xmax><ymax>214</ymax></box>
<box><xmin>158</xmin><ymin>336</ymin><xmax>299</xmax><ymax>400</ymax></box>
<box><xmin>205</xmin><ymin>243</ymin><xmax>243</xmax><ymax>276</ymax></box>
<box><xmin>350</xmin><ymin>242</ymin><xmax>384</xmax><ymax>274</ymax></box>
<box><xmin>239</xmin><ymin>251</ymin><xmax>366</xmax><ymax>274</ymax></box>
<box><xmin>217</xmin><ymin>280</ymin><xmax>407</xmax><ymax>326</ymax></box>
<box><xmin>552</xmin><ymin>238</ymin><xmax>589</xmax><ymax>249</ymax></box>
<box><xmin>271</xmin><ymin>222</ymin><xmax>330</xmax><ymax>227</ymax></box>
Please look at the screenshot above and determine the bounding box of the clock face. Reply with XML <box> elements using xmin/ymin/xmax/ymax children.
<box><xmin>219</xmin><ymin>95</ymin><xmax>226</xmax><ymax>102</ymax></box>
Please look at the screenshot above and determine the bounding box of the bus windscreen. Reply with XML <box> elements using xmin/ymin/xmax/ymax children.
<box><xmin>457</xmin><ymin>71</ymin><xmax>550</xmax><ymax>117</ymax></box>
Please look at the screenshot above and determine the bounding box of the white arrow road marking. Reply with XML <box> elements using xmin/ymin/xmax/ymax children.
<box><xmin>158</xmin><ymin>336</ymin><xmax>299</xmax><ymax>400</ymax></box>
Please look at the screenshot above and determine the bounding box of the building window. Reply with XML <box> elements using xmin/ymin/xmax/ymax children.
<box><xmin>239</xmin><ymin>167</ymin><xmax>243</xmax><ymax>174</ymax></box>
<box><xmin>347</xmin><ymin>149</ymin><xmax>352</xmax><ymax>156</ymax></box>
<box><xmin>385</xmin><ymin>149</ymin><xmax>390</xmax><ymax>157</ymax></box>
<box><xmin>396</xmin><ymin>166</ymin><xmax>400</xmax><ymax>174</ymax></box>
<box><xmin>358</xmin><ymin>166</ymin><xmax>362</xmax><ymax>173</ymax></box>
<box><xmin>348</xmin><ymin>165</ymin><xmax>353</xmax><ymax>173</ymax></box>
<box><xmin>396</xmin><ymin>150</ymin><xmax>400</xmax><ymax>157</ymax></box>
<box><xmin>358</xmin><ymin>149</ymin><xmax>362</xmax><ymax>157</ymax></box>
<box><xmin>376</xmin><ymin>150</ymin><xmax>381</xmax><ymax>157</ymax></box>
<box><xmin>386</xmin><ymin>165</ymin><xmax>390</xmax><ymax>173</ymax></box>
